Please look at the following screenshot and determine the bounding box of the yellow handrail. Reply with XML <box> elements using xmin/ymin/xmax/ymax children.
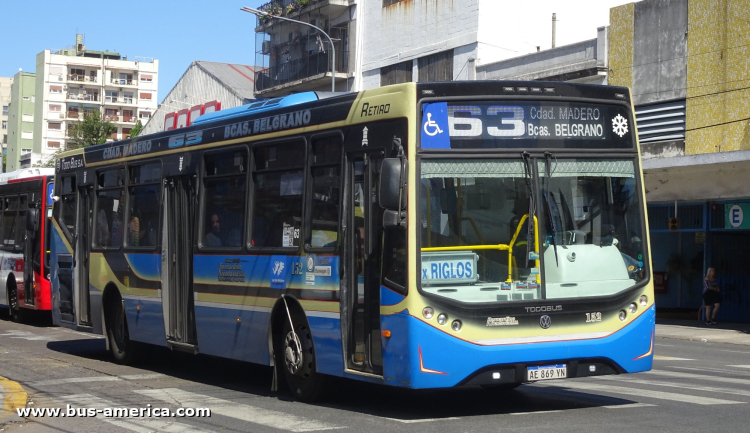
<box><xmin>421</xmin><ymin>214</ymin><xmax>540</xmax><ymax>284</ymax></box>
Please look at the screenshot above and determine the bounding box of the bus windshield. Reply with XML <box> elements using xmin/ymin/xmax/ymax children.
<box><xmin>418</xmin><ymin>157</ymin><xmax>646</xmax><ymax>304</ymax></box>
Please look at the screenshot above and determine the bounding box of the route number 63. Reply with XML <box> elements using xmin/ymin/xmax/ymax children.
<box><xmin>448</xmin><ymin>106</ymin><xmax>524</xmax><ymax>137</ymax></box>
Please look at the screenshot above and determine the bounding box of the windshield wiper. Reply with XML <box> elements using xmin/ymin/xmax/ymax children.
<box><xmin>521</xmin><ymin>152</ymin><xmax>535</xmax><ymax>268</ymax></box>
<box><xmin>544</xmin><ymin>152</ymin><xmax>559</xmax><ymax>267</ymax></box>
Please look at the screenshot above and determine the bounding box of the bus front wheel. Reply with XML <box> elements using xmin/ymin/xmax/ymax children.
<box><xmin>106</xmin><ymin>293</ymin><xmax>137</xmax><ymax>365</ymax></box>
<box><xmin>279</xmin><ymin>315</ymin><xmax>325</xmax><ymax>402</ymax></box>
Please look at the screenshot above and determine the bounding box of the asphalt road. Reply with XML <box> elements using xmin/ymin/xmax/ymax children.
<box><xmin>1</xmin><ymin>312</ymin><xmax>750</xmax><ymax>432</ymax></box>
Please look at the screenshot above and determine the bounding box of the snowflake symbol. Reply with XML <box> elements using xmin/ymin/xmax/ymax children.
<box><xmin>612</xmin><ymin>114</ymin><xmax>629</xmax><ymax>137</ymax></box>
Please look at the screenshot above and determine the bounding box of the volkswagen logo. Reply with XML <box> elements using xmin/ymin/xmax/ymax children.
<box><xmin>540</xmin><ymin>315</ymin><xmax>552</xmax><ymax>329</ymax></box>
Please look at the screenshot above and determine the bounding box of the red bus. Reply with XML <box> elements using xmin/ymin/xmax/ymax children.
<box><xmin>0</xmin><ymin>168</ymin><xmax>55</xmax><ymax>321</ymax></box>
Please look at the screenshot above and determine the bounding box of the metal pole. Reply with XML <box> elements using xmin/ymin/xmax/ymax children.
<box><xmin>241</xmin><ymin>7</ymin><xmax>336</xmax><ymax>92</ymax></box>
<box><xmin>552</xmin><ymin>13</ymin><xmax>557</xmax><ymax>49</ymax></box>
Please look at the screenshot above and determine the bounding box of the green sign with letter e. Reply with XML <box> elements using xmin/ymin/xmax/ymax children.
<box><xmin>725</xmin><ymin>203</ymin><xmax>750</xmax><ymax>229</ymax></box>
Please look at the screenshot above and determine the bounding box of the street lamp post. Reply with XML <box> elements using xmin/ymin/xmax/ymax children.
<box><xmin>241</xmin><ymin>6</ymin><xmax>336</xmax><ymax>93</ymax></box>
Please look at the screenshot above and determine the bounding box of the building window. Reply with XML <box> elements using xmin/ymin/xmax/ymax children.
<box><xmin>139</xmin><ymin>92</ymin><xmax>152</xmax><ymax>100</ymax></box>
<box><xmin>123</xmin><ymin>92</ymin><xmax>134</xmax><ymax>104</ymax></box>
<box><xmin>49</xmin><ymin>104</ymin><xmax>62</xmax><ymax>112</ymax></box>
<box><xmin>50</xmin><ymin>86</ymin><xmax>62</xmax><ymax>94</ymax></box>
<box><xmin>381</xmin><ymin>60</ymin><xmax>413</xmax><ymax>86</ymax></box>
<box><xmin>21</xmin><ymin>131</ymin><xmax>33</xmax><ymax>140</ymax></box>
<box><xmin>22</xmin><ymin>97</ymin><xmax>30</xmax><ymax>101</ymax></box>
<box><xmin>140</xmin><ymin>74</ymin><xmax>153</xmax><ymax>82</ymax></box>
<box><xmin>2</xmin><ymin>135</ymin><xmax>7</xmax><ymax>144</ymax></box>
<box><xmin>22</xmin><ymin>114</ymin><xmax>33</xmax><ymax>122</ymax></box>
<box><xmin>383</xmin><ymin>0</ymin><xmax>406</xmax><ymax>6</ymax></box>
<box><xmin>48</xmin><ymin>122</ymin><xmax>62</xmax><ymax>130</ymax></box>
<box><xmin>139</xmin><ymin>111</ymin><xmax>151</xmax><ymax>119</ymax></box>
<box><xmin>2</xmin><ymin>105</ymin><xmax>8</xmax><ymax>116</ymax></box>
<box><xmin>1</xmin><ymin>120</ymin><xmax>6</xmax><ymax>130</ymax></box>
<box><xmin>418</xmin><ymin>50</ymin><xmax>454</xmax><ymax>82</ymax></box>
<box><xmin>105</xmin><ymin>90</ymin><xmax>119</xmax><ymax>103</ymax></box>
<box><xmin>122</xmin><ymin>128</ymin><xmax>132</xmax><ymax>137</ymax></box>
<box><xmin>48</xmin><ymin>141</ymin><xmax>61</xmax><ymax>148</ymax></box>
<box><xmin>70</xmin><ymin>68</ymin><xmax>85</xmax><ymax>81</ymax></box>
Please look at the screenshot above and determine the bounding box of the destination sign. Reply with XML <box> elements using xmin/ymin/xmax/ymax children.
<box><xmin>421</xmin><ymin>101</ymin><xmax>634</xmax><ymax>150</ymax></box>
<box><xmin>421</xmin><ymin>251</ymin><xmax>479</xmax><ymax>285</ymax></box>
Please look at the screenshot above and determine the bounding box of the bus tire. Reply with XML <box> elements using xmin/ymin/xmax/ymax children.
<box><xmin>8</xmin><ymin>280</ymin><xmax>23</xmax><ymax>323</ymax></box>
<box><xmin>279</xmin><ymin>314</ymin><xmax>325</xmax><ymax>402</ymax></box>
<box><xmin>105</xmin><ymin>291</ymin><xmax>137</xmax><ymax>365</ymax></box>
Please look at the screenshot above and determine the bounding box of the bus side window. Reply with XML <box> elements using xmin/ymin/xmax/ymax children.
<box><xmin>308</xmin><ymin>135</ymin><xmax>342</xmax><ymax>249</ymax></box>
<box><xmin>251</xmin><ymin>141</ymin><xmax>305</xmax><ymax>248</ymax></box>
<box><xmin>94</xmin><ymin>168</ymin><xmax>125</xmax><ymax>249</ymax></box>
<box><xmin>59</xmin><ymin>175</ymin><xmax>77</xmax><ymax>237</ymax></box>
<box><xmin>127</xmin><ymin>162</ymin><xmax>162</xmax><ymax>248</ymax></box>
<box><xmin>201</xmin><ymin>148</ymin><xmax>248</xmax><ymax>249</ymax></box>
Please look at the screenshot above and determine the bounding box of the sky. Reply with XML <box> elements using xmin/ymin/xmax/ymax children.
<box><xmin>0</xmin><ymin>0</ymin><xmax>633</xmax><ymax>100</ymax></box>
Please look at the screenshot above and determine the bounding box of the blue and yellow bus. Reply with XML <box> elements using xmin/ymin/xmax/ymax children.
<box><xmin>50</xmin><ymin>81</ymin><xmax>653</xmax><ymax>400</ymax></box>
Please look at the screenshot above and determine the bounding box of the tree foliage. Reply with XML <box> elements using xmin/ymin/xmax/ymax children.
<box><xmin>67</xmin><ymin>110</ymin><xmax>117</xmax><ymax>149</ymax></box>
<box><xmin>36</xmin><ymin>110</ymin><xmax>116</xmax><ymax>168</ymax></box>
<box><xmin>129</xmin><ymin>120</ymin><xmax>143</xmax><ymax>138</ymax></box>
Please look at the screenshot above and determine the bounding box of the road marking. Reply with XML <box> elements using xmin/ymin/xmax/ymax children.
<box><xmin>654</xmin><ymin>356</ymin><xmax>694</xmax><ymax>360</ymax></box>
<box><xmin>597</xmin><ymin>376</ymin><xmax>750</xmax><ymax>398</ymax></box>
<box><xmin>672</xmin><ymin>366</ymin><xmax>750</xmax><ymax>376</ymax></box>
<box><xmin>602</xmin><ymin>403</ymin><xmax>655</xmax><ymax>409</ymax></box>
<box><xmin>0</xmin><ymin>376</ymin><xmax>27</xmax><ymax>419</ymax></box>
<box><xmin>727</xmin><ymin>365</ymin><xmax>750</xmax><ymax>369</ymax></box>
<box><xmin>137</xmin><ymin>388</ymin><xmax>344</xmax><ymax>432</ymax></box>
<box><xmin>381</xmin><ymin>416</ymin><xmax>461</xmax><ymax>423</ymax></box>
<box><xmin>0</xmin><ymin>330</ymin><xmax>56</xmax><ymax>341</ymax></box>
<box><xmin>543</xmin><ymin>380</ymin><xmax>743</xmax><ymax>405</ymax></box>
<box><xmin>645</xmin><ymin>370</ymin><xmax>750</xmax><ymax>386</ymax></box>
<box><xmin>57</xmin><ymin>394</ymin><xmax>208</xmax><ymax>433</ymax></box>
<box><xmin>121</xmin><ymin>374</ymin><xmax>166</xmax><ymax>380</ymax></box>
<box><xmin>29</xmin><ymin>376</ymin><xmax>121</xmax><ymax>387</ymax></box>
<box><xmin>511</xmin><ymin>410</ymin><xmax>563</xmax><ymax>415</ymax></box>
<box><xmin>720</xmin><ymin>350</ymin><xmax>750</xmax><ymax>355</ymax></box>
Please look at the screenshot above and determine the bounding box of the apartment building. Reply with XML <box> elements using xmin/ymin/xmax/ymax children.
<box><xmin>0</xmin><ymin>76</ymin><xmax>12</xmax><ymax>171</ymax></box>
<box><xmin>6</xmin><ymin>72</ymin><xmax>36</xmax><ymax>172</ymax></box>
<box><xmin>17</xmin><ymin>34</ymin><xmax>159</xmax><ymax>168</ymax></box>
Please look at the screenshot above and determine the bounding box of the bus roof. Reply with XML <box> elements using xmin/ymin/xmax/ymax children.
<box><xmin>0</xmin><ymin>168</ymin><xmax>55</xmax><ymax>184</ymax></box>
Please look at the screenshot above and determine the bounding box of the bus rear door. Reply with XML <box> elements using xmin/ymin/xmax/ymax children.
<box><xmin>162</xmin><ymin>176</ymin><xmax>198</xmax><ymax>351</ymax></box>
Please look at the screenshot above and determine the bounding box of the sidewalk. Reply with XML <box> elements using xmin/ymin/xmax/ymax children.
<box><xmin>656</xmin><ymin>318</ymin><xmax>750</xmax><ymax>346</ymax></box>
<box><xmin>0</xmin><ymin>376</ymin><xmax>27</xmax><ymax>423</ymax></box>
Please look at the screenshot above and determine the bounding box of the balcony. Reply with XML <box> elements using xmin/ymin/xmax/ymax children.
<box><xmin>254</xmin><ymin>0</ymin><xmax>349</xmax><ymax>30</ymax></box>
<box><xmin>67</xmin><ymin>74</ymin><xmax>99</xmax><ymax>85</ymax></box>
<box><xmin>108</xmin><ymin>78</ymin><xmax>137</xmax><ymax>87</ymax></box>
<box><xmin>255</xmin><ymin>50</ymin><xmax>347</xmax><ymax>95</ymax></box>
<box><xmin>66</xmin><ymin>93</ymin><xmax>100</xmax><ymax>102</ymax></box>
<box><xmin>104</xmin><ymin>97</ymin><xmax>137</xmax><ymax>106</ymax></box>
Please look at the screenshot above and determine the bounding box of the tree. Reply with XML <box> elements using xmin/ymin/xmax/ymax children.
<box><xmin>68</xmin><ymin>110</ymin><xmax>117</xmax><ymax>149</ymax></box>
<box><xmin>36</xmin><ymin>110</ymin><xmax>117</xmax><ymax>168</ymax></box>
<box><xmin>129</xmin><ymin>120</ymin><xmax>143</xmax><ymax>138</ymax></box>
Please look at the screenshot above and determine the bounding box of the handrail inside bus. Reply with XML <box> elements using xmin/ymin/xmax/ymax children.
<box><xmin>421</xmin><ymin>215</ymin><xmax>540</xmax><ymax>284</ymax></box>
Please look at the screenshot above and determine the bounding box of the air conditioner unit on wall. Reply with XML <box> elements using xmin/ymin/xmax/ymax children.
<box><xmin>262</xmin><ymin>40</ymin><xmax>272</xmax><ymax>54</ymax></box>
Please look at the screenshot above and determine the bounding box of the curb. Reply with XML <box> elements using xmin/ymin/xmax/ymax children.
<box><xmin>0</xmin><ymin>376</ymin><xmax>27</xmax><ymax>422</ymax></box>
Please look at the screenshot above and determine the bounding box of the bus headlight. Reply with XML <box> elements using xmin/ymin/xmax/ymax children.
<box><xmin>437</xmin><ymin>313</ymin><xmax>448</xmax><ymax>325</ymax></box>
<box><xmin>640</xmin><ymin>295</ymin><xmax>648</xmax><ymax>306</ymax></box>
<box><xmin>619</xmin><ymin>310</ymin><xmax>627</xmax><ymax>321</ymax></box>
<box><xmin>451</xmin><ymin>320</ymin><xmax>462</xmax><ymax>331</ymax></box>
<box><xmin>629</xmin><ymin>303</ymin><xmax>638</xmax><ymax>314</ymax></box>
<box><xmin>422</xmin><ymin>307</ymin><xmax>434</xmax><ymax>319</ymax></box>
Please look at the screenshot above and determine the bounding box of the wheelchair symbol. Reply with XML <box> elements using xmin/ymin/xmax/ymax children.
<box><xmin>423</xmin><ymin>113</ymin><xmax>444</xmax><ymax>137</ymax></box>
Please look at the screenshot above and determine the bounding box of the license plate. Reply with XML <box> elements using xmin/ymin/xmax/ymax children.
<box><xmin>527</xmin><ymin>364</ymin><xmax>567</xmax><ymax>381</ymax></box>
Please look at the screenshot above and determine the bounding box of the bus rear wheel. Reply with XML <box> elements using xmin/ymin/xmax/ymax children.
<box><xmin>8</xmin><ymin>282</ymin><xmax>23</xmax><ymax>323</ymax></box>
<box><xmin>279</xmin><ymin>315</ymin><xmax>325</xmax><ymax>402</ymax></box>
<box><xmin>106</xmin><ymin>293</ymin><xmax>137</xmax><ymax>365</ymax></box>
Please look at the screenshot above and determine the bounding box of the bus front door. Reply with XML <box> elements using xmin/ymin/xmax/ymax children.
<box><xmin>76</xmin><ymin>185</ymin><xmax>92</xmax><ymax>326</ymax></box>
<box><xmin>344</xmin><ymin>153</ymin><xmax>384</xmax><ymax>375</ymax></box>
<box><xmin>162</xmin><ymin>176</ymin><xmax>198</xmax><ymax>351</ymax></box>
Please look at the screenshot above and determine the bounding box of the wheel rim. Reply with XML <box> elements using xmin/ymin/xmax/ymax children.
<box><xmin>9</xmin><ymin>285</ymin><xmax>18</xmax><ymax>311</ymax></box>
<box><xmin>284</xmin><ymin>331</ymin><xmax>302</xmax><ymax>374</ymax></box>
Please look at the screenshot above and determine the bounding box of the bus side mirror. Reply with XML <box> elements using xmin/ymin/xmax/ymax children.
<box><xmin>379</xmin><ymin>158</ymin><xmax>408</xmax><ymax>228</ymax></box>
<box><xmin>27</xmin><ymin>208</ymin><xmax>40</xmax><ymax>232</ymax></box>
